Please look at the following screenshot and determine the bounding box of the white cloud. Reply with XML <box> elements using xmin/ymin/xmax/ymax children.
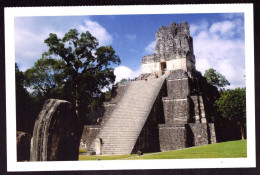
<box><xmin>209</xmin><ymin>20</ymin><xmax>236</xmax><ymax>37</ymax></box>
<box><xmin>190</xmin><ymin>20</ymin><xmax>208</xmax><ymax>36</ymax></box>
<box><xmin>191</xmin><ymin>18</ymin><xmax>245</xmax><ymax>89</ymax></box>
<box><xmin>15</xmin><ymin>17</ymin><xmax>113</xmax><ymax>71</ymax></box>
<box><xmin>145</xmin><ymin>41</ymin><xmax>156</xmax><ymax>54</ymax></box>
<box><xmin>15</xmin><ymin>27</ymin><xmax>66</xmax><ymax>71</ymax></box>
<box><xmin>79</xmin><ymin>20</ymin><xmax>112</xmax><ymax>46</ymax></box>
<box><xmin>114</xmin><ymin>65</ymin><xmax>142</xmax><ymax>83</ymax></box>
<box><xmin>126</xmin><ymin>34</ymin><xmax>136</xmax><ymax>40</ymax></box>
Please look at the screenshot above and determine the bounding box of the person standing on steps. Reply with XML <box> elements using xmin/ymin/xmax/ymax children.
<box><xmin>155</xmin><ymin>72</ymin><xmax>159</xmax><ymax>78</ymax></box>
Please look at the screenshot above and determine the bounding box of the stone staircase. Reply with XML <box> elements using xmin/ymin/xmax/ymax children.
<box><xmin>89</xmin><ymin>74</ymin><xmax>168</xmax><ymax>155</ymax></box>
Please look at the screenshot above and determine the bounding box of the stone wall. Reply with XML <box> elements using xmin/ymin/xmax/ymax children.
<box><xmin>167</xmin><ymin>69</ymin><xmax>190</xmax><ymax>98</ymax></box>
<box><xmin>154</xmin><ymin>22</ymin><xmax>195</xmax><ymax>62</ymax></box>
<box><xmin>141</xmin><ymin>61</ymin><xmax>161</xmax><ymax>74</ymax></box>
<box><xmin>162</xmin><ymin>98</ymin><xmax>190</xmax><ymax>124</ymax></box>
<box><xmin>80</xmin><ymin>125</ymin><xmax>101</xmax><ymax>150</ymax></box>
<box><xmin>208</xmin><ymin>123</ymin><xmax>217</xmax><ymax>144</ymax></box>
<box><xmin>167</xmin><ymin>78</ymin><xmax>190</xmax><ymax>98</ymax></box>
<box><xmin>188</xmin><ymin>123</ymin><xmax>209</xmax><ymax>146</ymax></box>
<box><xmin>159</xmin><ymin>124</ymin><xmax>187</xmax><ymax>151</ymax></box>
<box><xmin>159</xmin><ymin>69</ymin><xmax>218</xmax><ymax>152</ymax></box>
<box><xmin>142</xmin><ymin>54</ymin><xmax>157</xmax><ymax>64</ymax></box>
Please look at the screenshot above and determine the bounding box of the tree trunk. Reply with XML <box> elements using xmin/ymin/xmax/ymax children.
<box><xmin>75</xmin><ymin>84</ymin><xmax>79</xmax><ymax>116</ymax></box>
<box><xmin>240</xmin><ymin>124</ymin><xmax>245</xmax><ymax>140</ymax></box>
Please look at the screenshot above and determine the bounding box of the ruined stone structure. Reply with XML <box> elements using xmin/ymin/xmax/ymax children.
<box><xmin>142</xmin><ymin>22</ymin><xmax>195</xmax><ymax>75</ymax></box>
<box><xmin>81</xmin><ymin>22</ymin><xmax>217</xmax><ymax>155</ymax></box>
<box><xmin>17</xmin><ymin>131</ymin><xmax>32</xmax><ymax>161</ymax></box>
<box><xmin>30</xmin><ymin>99</ymin><xmax>82</xmax><ymax>161</ymax></box>
<box><xmin>159</xmin><ymin>69</ymin><xmax>217</xmax><ymax>151</ymax></box>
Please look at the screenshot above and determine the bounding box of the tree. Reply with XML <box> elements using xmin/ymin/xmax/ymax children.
<box><xmin>24</xmin><ymin>57</ymin><xmax>66</xmax><ymax>101</ymax></box>
<box><xmin>215</xmin><ymin>88</ymin><xmax>246</xmax><ymax>140</ymax></box>
<box><xmin>15</xmin><ymin>63</ymin><xmax>35</xmax><ymax>134</ymax></box>
<box><xmin>204</xmin><ymin>68</ymin><xmax>230</xmax><ymax>90</ymax></box>
<box><xmin>42</xmin><ymin>29</ymin><xmax>120</xmax><ymax>123</ymax></box>
<box><xmin>119</xmin><ymin>78</ymin><xmax>130</xmax><ymax>83</ymax></box>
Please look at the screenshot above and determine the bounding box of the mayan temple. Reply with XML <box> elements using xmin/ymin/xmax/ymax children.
<box><xmin>81</xmin><ymin>22</ymin><xmax>218</xmax><ymax>155</ymax></box>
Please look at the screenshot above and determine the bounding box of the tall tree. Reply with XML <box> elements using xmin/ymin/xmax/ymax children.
<box><xmin>204</xmin><ymin>68</ymin><xmax>230</xmax><ymax>90</ymax></box>
<box><xmin>15</xmin><ymin>63</ymin><xmax>34</xmax><ymax>133</ymax></box>
<box><xmin>24</xmin><ymin>57</ymin><xmax>66</xmax><ymax>101</ymax></box>
<box><xmin>43</xmin><ymin>29</ymin><xmax>120</xmax><ymax>123</ymax></box>
<box><xmin>215</xmin><ymin>88</ymin><xmax>246</xmax><ymax>140</ymax></box>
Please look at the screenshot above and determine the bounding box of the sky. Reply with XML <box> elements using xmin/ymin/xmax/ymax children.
<box><xmin>15</xmin><ymin>13</ymin><xmax>245</xmax><ymax>89</ymax></box>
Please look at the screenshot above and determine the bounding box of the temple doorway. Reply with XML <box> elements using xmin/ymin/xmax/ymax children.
<box><xmin>161</xmin><ymin>62</ymin><xmax>166</xmax><ymax>75</ymax></box>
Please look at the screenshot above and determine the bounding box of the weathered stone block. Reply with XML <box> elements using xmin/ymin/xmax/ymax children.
<box><xmin>167</xmin><ymin>78</ymin><xmax>190</xmax><ymax>98</ymax></box>
<box><xmin>80</xmin><ymin>125</ymin><xmax>101</xmax><ymax>151</ymax></box>
<box><xmin>188</xmin><ymin>123</ymin><xmax>209</xmax><ymax>146</ymax></box>
<box><xmin>30</xmin><ymin>99</ymin><xmax>82</xmax><ymax>161</ymax></box>
<box><xmin>189</xmin><ymin>95</ymin><xmax>200</xmax><ymax>123</ymax></box>
<box><xmin>168</xmin><ymin>69</ymin><xmax>188</xmax><ymax>79</ymax></box>
<box><xmin>162</xmin><ymin>98</ymin><xmax>190</xmax><ymax>124</ymax></box>
<box><xmin>159</xmin><ymin>124</ymin><xmax>187</xmax><ymax>151</ymax></box>
<box><xmin>17</xmin><ymin>131</ymin><xmax>32</xmax><ymax>161</ymax></box>
<box><xmin>189</xmin><ymin>95</ymin><xmax>207</xmax><ymax>123</ymax></box>
<box><xmin>208</xmin><ymin>123</ymin><xmax>217</xmax><ymax>144</ymax></box>
<box><xmin>142</xmin><ymin>54</ymin><xmax>156</xmax><ymax>64</ymax></box>
<box><xmin>154</xmin><ymin>22</ymin><xmax>195</xmax><ymax>62</ymax></box>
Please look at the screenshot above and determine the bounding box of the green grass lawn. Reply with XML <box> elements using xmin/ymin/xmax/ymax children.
<box><xmin>79</xmin><ymin>149</ymin><xmax>87</xmax><ymax>153</ymax></box>
<box><xmin>79</xmin><ymin>140</ymin><xmax>246</xmax><ymax>161</ymax></box>
<box><xmin>131</xmin><ymin>140</ymin><xmax>247</xmax><ymax>159</ymax></box>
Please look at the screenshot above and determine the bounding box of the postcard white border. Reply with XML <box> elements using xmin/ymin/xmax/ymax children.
<box><xmin>5</xmin><ymin>4</ymin><xmax>255</xmax><ymax>171</ymax></box>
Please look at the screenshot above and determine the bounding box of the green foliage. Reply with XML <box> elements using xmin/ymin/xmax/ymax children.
<box><xmin>215</xmin><ymin>88</ymin><xmax>246</xmax><ymax>122</ymax></box>
<box><xmin>24</xmin><ymin>58</ymin><xmax>66</xmax><ymax>100</ymax></box>
<box><xmin>119</xmin><ymin>78</ymin><xmax>129</xmax><ymax>83</ymax></box>
<box><xmin>215</xmin><ymin>88</ymin><xmax>246</xmax><ymax>139</ymax></box>
<box><xmin>31</xmin><ymin>29</ymin><xmax>121</xmax><ymax>123</ymax></box>
<box><xmin>119</xmin><ymin>77</ymin><xmax>136</xmax><ymax>83</ymax></box>
<box><xmin>15</xmin><ymin>63</ymin><xmax>36</xmax><ymax>134</ymax></box>
<box><xmin>204</xmin><ymin>68</ymin><xmax>230</xmax><ymax>90</ymax></box>
<box><xmin>104</xmin><ymin>89</ymin><xmax>112</xmax><ymax>101</ymax></box>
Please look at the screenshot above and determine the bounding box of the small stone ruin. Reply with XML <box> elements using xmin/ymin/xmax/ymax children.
<box><xmin>17</xmin><ymin>131</ymin><xmax>32</xmax><ymax>161</ymax></box>
<box><xmin>30</xmin><ymin>99</ymin><xmax>82</xmax><ymax>161</ymax></box>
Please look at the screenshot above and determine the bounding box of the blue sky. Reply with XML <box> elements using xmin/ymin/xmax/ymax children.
<box><xmin>15</xmin><ymin>13</ymin><xmax>245</xmax><ymax>88</ymax></box>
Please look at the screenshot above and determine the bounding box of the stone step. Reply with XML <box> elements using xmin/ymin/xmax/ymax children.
<box><xmin>99</xmin><ymin>134</ymin><xmax>139</xmax><ymax>138</ymax></box>
<box><xmin>89</xmin><ymin>75</ymin><xmax>167</xmax><ymax>155</ymax></box>
<box><xmin>102</xmin><ymin>147</ymin><xmax>134</xmax><ymax>151</ymax></box>
<box><xmin>102</xmin><ymin>144</ymin><xmax>135</xmax><ymax>147</ymax></box>
<box><xmin>102</xmin><ymin>139</ymin><xmax>137</xmax><ymax>143</ymax></box>
<box><xmin>101</xmin><ymin>123</ymin><xmax>143</xmax><ymax>126</ymax></box>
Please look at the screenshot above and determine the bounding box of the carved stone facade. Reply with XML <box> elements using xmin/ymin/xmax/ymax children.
<box><xmin>142</xmin><ymin>22</ymin><xmax>196</xmax><ymax>75</ymax></box>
